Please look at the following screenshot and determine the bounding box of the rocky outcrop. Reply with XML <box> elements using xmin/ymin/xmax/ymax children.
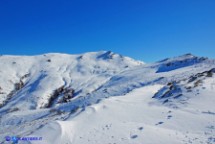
<box><xmin>45</xmin><ymin>86</ymin><xmax>75</xmax><ymax>108</ymax></box>
<box><xmin>153</xmin><ymin>82</ymin><xmax>182</xmax><ymax>100</ymax></box>
<box><xmin>153</xmin><ymin>68</ymin><xmax>215</xmax><ymax>106</ymax></box>
<box><xmin>0</xmin><ymin>86</ymin><xmax>4</xmax><ymax>94</ymax></box>
<box><xmin>0</xmin><ymin>73</ymin><xmax>30</xmax><ymax>108</ymax></box>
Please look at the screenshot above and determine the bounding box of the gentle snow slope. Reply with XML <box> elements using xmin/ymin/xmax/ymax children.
<box><xmin>31</xmin><ymin>79</ymin><xmax>215</xmax><ymax>144</ymax></box>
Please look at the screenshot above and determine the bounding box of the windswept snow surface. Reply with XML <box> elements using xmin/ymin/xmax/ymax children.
<box><xmin>31</xmin><ymin>83</ymin><xmax>215</xmax><ymax>144</ymax></box>
<box><xmin>0</xmin><ymin>52</ymin><xmax>215</xmax><ymax>144</ymax></box>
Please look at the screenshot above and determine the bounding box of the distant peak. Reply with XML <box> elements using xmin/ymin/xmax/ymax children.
<box><xmin>97</xmin><ymin>51</ymin><xmax>115</xmax><ymax>60</ymax></box>
<box><xmin>156</xmin><ymin>53</ymin><xmax>209</xmax><ymax>73</ymax></box>
<box><xmin>183</xmin><ymin>53</ymin><xmax>194</xmax><ymax>56</ymax></box>
<box><xmin>157</xmin><ymin>53</ymin><xmax>196</xmax><ymax>63</ymax></box>
<box><xmin>180</xmin><ymin>53</ymin><xmax>196</xmax><ymax>58</ymax></box>
<box><xmin>101</xmin><ymin>50</ymin><xmax>114</xmax><ymax>55</ymax></box>
<box><xmin>177</xmin><ymin>53</ymin><xmax>209</xmax><ymax>61</ymax></box>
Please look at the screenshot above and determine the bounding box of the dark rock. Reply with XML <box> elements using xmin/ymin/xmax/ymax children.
<box><xmin>21</xmin><ymin>73</ymin><xmax>30</xmax><ymax>79</ymax></box>
<box><xmin>14</xmin><ymin>80</ymin><xmax>24</xmax><ymax>91</ymax></box>
<box><xmin>46</xmin><ymin>86</ymin><xmax>75</xmax><ymax>108</ymax></box>
<box><xmin>194</xmin><ymin>80</ymin><xmax>202</xmax><ymax>87</ymax></box>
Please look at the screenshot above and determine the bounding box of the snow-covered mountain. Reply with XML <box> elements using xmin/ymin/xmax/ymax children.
<box><xmin>0</xmin><ymin>51</ymin><xmax>142</xmax><ymax>110</ymax></box>
<box><xmin>0</xmin><ymin>51</ymin><xmax>214</xmax><ymax>144</ymax></box>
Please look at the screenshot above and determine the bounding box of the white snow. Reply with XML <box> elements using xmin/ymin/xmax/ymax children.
<box><xmin>0</xmin><ymin>52</ymin><xmax>215</xmax><ymax>144</ymax></box>
<box><xmin>31</xmin><ymin>82</ymin><xmax>215</xmax><ymax>144</ymax></box>
<box><xmin>0</xmin><ymin>51</ymin><xmax>142</xmax><ymax>110</ymax></box>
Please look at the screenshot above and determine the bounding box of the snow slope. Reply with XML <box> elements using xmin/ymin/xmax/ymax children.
<box><xmin>0</xmin><ymin>52</ymin><xmax>215</xmax><ymax>144</ymax></box>
<box><xmin>31</xmin><ymin>81</ymin><xmax>215</xmax><ymax>144</ymax></box>
<box><xmin>0</xmin><ymin>51</ymin><xmax>142</xmax><ymax>110</ymax></box>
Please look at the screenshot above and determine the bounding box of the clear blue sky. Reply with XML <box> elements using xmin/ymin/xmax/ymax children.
<box><xmin>0</xmin><ymin>0</ymin><xmax>214</xmax><ymax>62</ymax></box>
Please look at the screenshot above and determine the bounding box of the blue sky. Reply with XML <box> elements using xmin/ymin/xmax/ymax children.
<box><xmin>0</xmin><ymin>0</ymin><xmax>214</xmax><ymax>62</ymax></box>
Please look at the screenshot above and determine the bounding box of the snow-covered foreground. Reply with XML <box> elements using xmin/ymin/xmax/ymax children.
<box><xmin>0</xmin><ymin>51</ymin><xmax>215</xmax><ymax>144</ymax></box>
<box><xmin>32</xmin><ymin>81</ymin><xmax>215</xmax><ymax>144</ymax></box>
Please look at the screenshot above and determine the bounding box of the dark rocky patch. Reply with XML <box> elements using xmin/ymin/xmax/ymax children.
<box><xmin>45</xmin><ymin>86</ymin><xmax>75</xmax><ymax>108</ymax></box>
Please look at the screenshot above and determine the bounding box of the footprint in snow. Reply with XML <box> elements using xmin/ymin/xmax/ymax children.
<box><xmin>167</xmin><ymin>115</ymin><xmax>172</xmax><ymax>119</ymax></box>
<box><xmin>131</xmin><ymin>135</ymin><xmax>138</xmax><ymax>139</ymax></box>
<box><xmin>155</xmin><ymin>122</ymin><xmax>164</xmax><ymax>125</ymax></box>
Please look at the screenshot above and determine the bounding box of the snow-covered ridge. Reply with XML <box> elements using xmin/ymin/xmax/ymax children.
<box><xmin>0</xmin><ymin>51</ymin><xmax>143</xmax><ymax>110</ymax></box>
<box><xmin>155</xmin><ymin>53</ymin><xmax>209</xmax><ymax>73</ymax></box>
<box><xmin>0</xmin><ymin>52</ymin><xmax>214</xmax><ymax>111</ymax></box>
<box><xmin>0</xmin><ymin>51</ymin><xmax>215</xmax><ymax>144</ymax></box>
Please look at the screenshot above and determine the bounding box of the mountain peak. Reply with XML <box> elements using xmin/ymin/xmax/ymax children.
<box><xmin>182</xmin><ymin>53</ymin><xmax>195</xmax><ymax>57</ymax></box>
<box><xmin>156</xmin><ymin>53</ymin><xmax>209</xmax><ymax>73</ymax></box>
<box><xmin>96</xmin><ymin>51</ymin><xmax>115</xmax><ymax>59</ymax></box>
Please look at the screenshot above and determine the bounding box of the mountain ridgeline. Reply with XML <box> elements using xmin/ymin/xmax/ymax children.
<box><xmin>0</xmin><ymin>52</ymin><xmax>214</xmax><ymax>111</ymax></box>
<box><xmin>0</xmin><ymin>51</ymin><xmax>215</xmax><ymax>144</ymax></box>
